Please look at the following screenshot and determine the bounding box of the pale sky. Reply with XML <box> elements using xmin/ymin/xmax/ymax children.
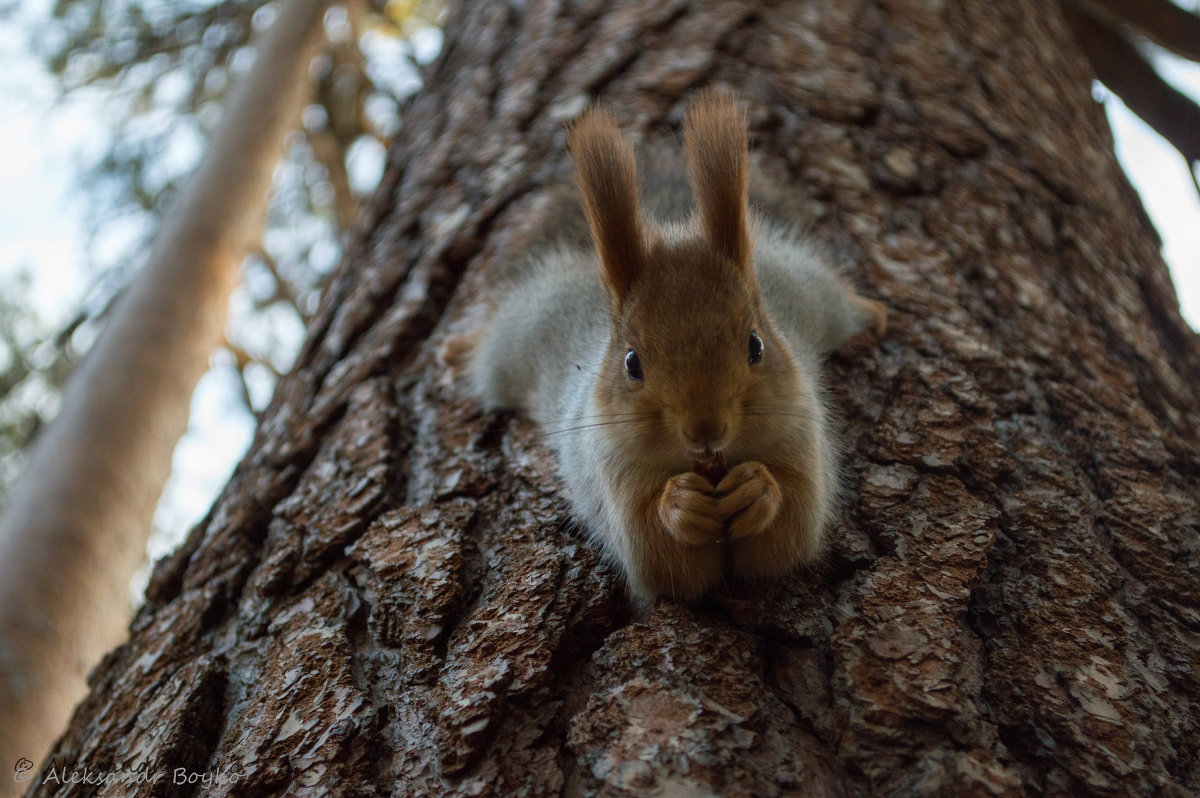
<box><xmin>1106</xmin><ymin>50</ymin><xmax>1200</xmax><ymax>327</ymax></box>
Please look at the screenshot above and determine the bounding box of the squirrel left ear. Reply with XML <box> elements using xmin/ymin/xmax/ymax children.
<box><xmin>683</xmin><ymin>89</ymin><xmax>751</xmax><ymax>271</ymax></box>
<box><xmin>568</xmin><ymin>107</ymin><xmax>646</xmax><ymax>304</ymax></box>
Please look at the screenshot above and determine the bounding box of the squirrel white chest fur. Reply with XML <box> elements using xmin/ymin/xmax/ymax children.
<box><xmin>466</xmin><ymin>91</ymin><xmax>884</xmax><ymax>602</ymax></box>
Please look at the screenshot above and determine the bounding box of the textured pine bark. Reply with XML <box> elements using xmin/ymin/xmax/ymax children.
<box><xmin>30</xmin><ymin>1</ymin><xmax>1200</xmax><ymax>796</ymax></box>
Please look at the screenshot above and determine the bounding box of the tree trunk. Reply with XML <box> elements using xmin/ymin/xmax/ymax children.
<box><xmin>0</xmin><ymin>0</ymin><xmax>332</xmax><ymax>787</ymax></box>
<box><xmin>23</xmin><ymin>1</ymin><xmax>1200</xmax><ymax>796</ymax></box>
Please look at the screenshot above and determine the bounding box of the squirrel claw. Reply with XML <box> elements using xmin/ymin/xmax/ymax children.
<box><xmin>659</xmin><ymin>464</ymin><xmax>781</xmax><ymax>546</ymax></box>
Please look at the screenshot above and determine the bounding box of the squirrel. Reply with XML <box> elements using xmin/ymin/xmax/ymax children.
<box><xmin>458</xmin><ymin>90</ymin><xmax>885</xmax><ymax>602</ymax></box>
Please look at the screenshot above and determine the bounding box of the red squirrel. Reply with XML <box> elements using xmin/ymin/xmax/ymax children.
<box><xmin>462</xmin><ymin>90</ymin><xmax>885</xmax><ymax>601</ymax></box>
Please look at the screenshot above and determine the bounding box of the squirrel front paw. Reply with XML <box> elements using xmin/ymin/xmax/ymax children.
<box><xmin>658</xmin><ymin>472</ymin><xmax>725</xmax><ymax>546</ymax></box>
<box><xmin>657</xmin><ymin>462</ymin><xmax>782</xmax><ymax>546</ymax></box>
<box><xmin>714</xmin><ymin>461</ymin><xmax>782</xmax><ymax>540</ymax></box>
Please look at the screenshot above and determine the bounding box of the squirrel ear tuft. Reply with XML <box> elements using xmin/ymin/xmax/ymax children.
<box><xmin>568</xmin><ymin>108</ymin><xmax>645</xmax><ymax>303</ymax></box>
<box><xmin>683</xmin><ymin>89</ymin><xmax>751</xmax><ymax>270</ymax></box>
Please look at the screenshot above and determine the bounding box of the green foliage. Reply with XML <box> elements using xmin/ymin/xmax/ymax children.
<box><xmin>0</xmin><ymin>269</ymin><xmax>80</xmax><ymax>506</ymax></box>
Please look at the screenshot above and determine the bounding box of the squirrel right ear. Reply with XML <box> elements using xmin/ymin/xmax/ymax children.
<box><xmin>683</xmin><ymin>89</ymin><xmax>751</xmax><ymax>271</ymax></box>
<box><xmin>568</xmin><ymin>108</ymin><xmax>645</xmax><ymax>303</ymax></box>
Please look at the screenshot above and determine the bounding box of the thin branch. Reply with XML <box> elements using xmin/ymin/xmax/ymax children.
<box><xmin>222</xmin><ymin>337</ymin><xmax>283</xmax><ymax>379</ymax></box>
<box><xmin>1063</xmin><ymin>1</ymin><xmax>1200</xmax><ymax>182</ymax></box>
<box><xmin>308</xmin><ymin>128</ymin><xmax>361</xmax><ymax>229</ymax></box>
<box><xmin>222</xmin><ymin>335</ymin><xmax>281</xmax><ymax>416</ymax></box>
<box><xmin>307</xmin><ymin>1</ymin><xmax>373</xmax><ymax>229</ymax></box>
<box><xmin>252</xmin><ymin>248</ymin><xmax>306</xmax><ymax>320</ymax></box>
<box><xmin>226</xmin><ymin>356</ymin><xmax>257</xmax><ymax>415</ymax></box>
<box><xmin>1071</xmin><ymin>0</ymin><xmax>1200</xmax><ymax>62</ymax></box>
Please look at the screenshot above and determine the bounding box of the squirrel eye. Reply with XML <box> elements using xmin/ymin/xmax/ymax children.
<box><xmin>624</xmin><ymin>349</ymin><xmax>644</xmax><ymax>381</ymax></box>
<box><xmin>748</xmin><ymin>332</ymin><xmax>764</xmax><ymax>365</ymax></box>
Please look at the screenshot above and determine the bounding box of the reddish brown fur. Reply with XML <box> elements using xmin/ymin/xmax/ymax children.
<box><xmin>571</xmin><ymin>98</ymin><xmax>809</xmax><ymax>599</ymax></box>
<box><xmin>567</xmin><ymin>108</ymin><xmax>645</xmax><ymax>302</ymax></box>
<box><xmin>587</xmin><ymin>232</ymin><xmax>812</xmax><ymax>598</ymax></box>
<box><xmin>538</xmin><ymin>91</ymin><xmax>856</xmax><ymax>599</ymax></box>
<box><xmin>469</xmin><ymin>90</ymin><xmax>883</xmax><ymax>600</ymax></box>
<box><xmin>598</xmin><ymin>237</ymin><xmax>771</xmax><ymax>455</ymax></box>
<box><xmin>683</xmin><ymin>89</ymin><xmax>751</xmax><ymax>270</ymax></box>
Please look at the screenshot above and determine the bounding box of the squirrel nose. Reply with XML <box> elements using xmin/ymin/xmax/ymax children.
<box><xmin>684</xmin><ymin>419</ymin><xmax>727</xmax><ymax>451</ymax></box>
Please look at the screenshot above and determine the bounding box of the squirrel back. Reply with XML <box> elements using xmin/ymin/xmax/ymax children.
<box><xmin>466</xmin><ymin>91</ymin><xmax>884</xmax><ymax>601</ymax></box>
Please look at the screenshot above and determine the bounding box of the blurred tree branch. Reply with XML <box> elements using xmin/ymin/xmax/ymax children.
<box><xmin>1072</xmin><ymin>0</ymin><xmax>1200</xmax><ymax>62</ymax></box>
<box><xmin>1063</xmin><ymin>0</ymin><xmax>1200</xmax><ymax>192</ymax></box>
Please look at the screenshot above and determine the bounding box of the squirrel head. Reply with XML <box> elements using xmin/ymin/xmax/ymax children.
<box><xmin>567</xmin><ymin>90</ymin><xmax>803</xmax><ymax>467</ymax></box>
